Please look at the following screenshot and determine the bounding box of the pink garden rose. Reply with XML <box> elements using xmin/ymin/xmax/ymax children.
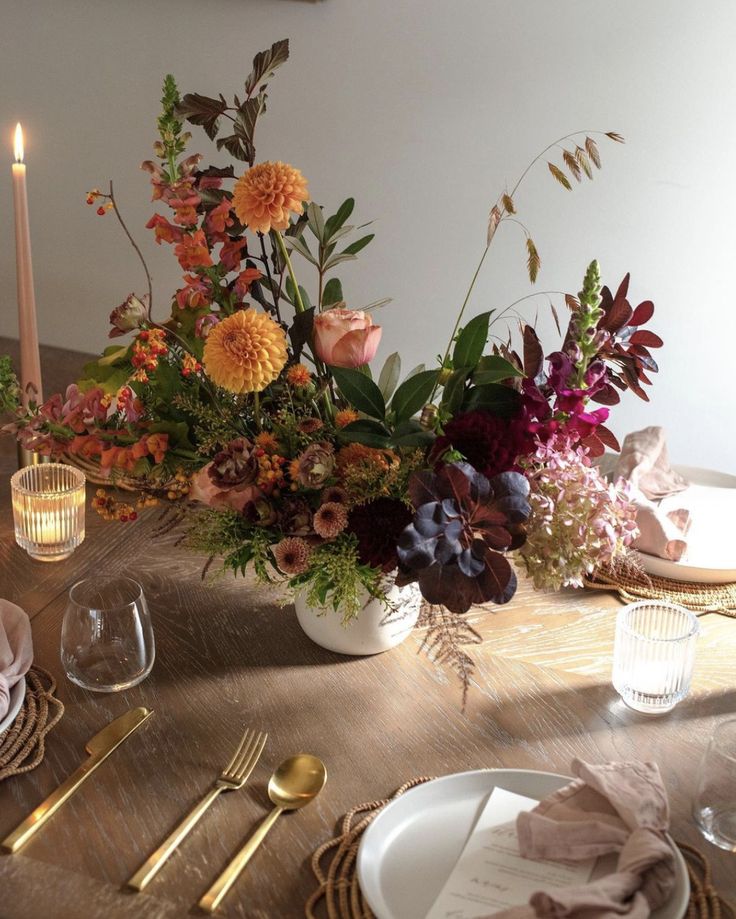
<box><xmin>312</xmin><ymin>309</ymin><xmax>381</xmax><ymax>368</ymax></box>
<box><xmin>189</xmin><ymin>464</ymin><xmax>263</xmax><ymax>514</ymax></box>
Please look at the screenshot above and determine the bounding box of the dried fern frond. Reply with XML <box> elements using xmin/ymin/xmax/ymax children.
<box><xmin>606</xmin><ymin>131</ymin><xmax>626</xmax><ymax>144</ymax></box>
<box><xmin>562</xmin><ymin>149</ymin><xmax>582</xmax><ymax>182</ymax></box>
<box><xmin>487</xmin><ymin>204</ymin><xmax>502</xmax><ymax>245</ymax></box>
<box><xmin>417</xmin><ymin>605</ymin><xmax>482</xmax><ymax>710</ymax></box>
<box><xmin>526</xmin><ymin>237</ymin><xmax>540</xmax><ymax>283</ymax></box>
<box><xmin>501</xmin><ymin>193</ymin><xmax>516</xmax><ymax>214</ymax></box>
<box><xmin>585</xmin><ymin>136</ymin><xmax>601</xmax><ymax>169</ymax></box>
<box><xmin>574</xmin><ymin>145</ymin><xmax>593</xmax><ymax>179</ymax></box>
<box><xmin>564</xmin><ymin>293</ymin><xmax>580</xmax><ymax>311</ymax></box>
<box><xmin>548</xmin><ymin>162</ymin><xmax>572</xmax><ymax>190</ymax></box>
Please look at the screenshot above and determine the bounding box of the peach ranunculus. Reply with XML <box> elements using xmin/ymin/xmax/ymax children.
<box><xmin>312</xmin><ymin>309</ymin><xmax>382</xmax><ymax>368</ymax></box>
<box><xmin>232</xmin><ymin>162</ymin><xmax>309</xmax><ymax>235</ymax></box>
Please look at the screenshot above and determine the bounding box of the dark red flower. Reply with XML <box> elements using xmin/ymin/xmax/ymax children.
<box><xmin>432</xmin><ymin>410</ymin><xmax>534</xmax><ymax>479</ymax></box>
<box><xmin>347</xmin><ymin>497</ymin><xmax>413</xmax><ymax>573</ymax></box>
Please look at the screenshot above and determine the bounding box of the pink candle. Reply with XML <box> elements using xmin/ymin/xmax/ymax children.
<box><xmin>12</xmin><ymin>123</ymin><xmax>42</xmax><ymax>408</ymax></box>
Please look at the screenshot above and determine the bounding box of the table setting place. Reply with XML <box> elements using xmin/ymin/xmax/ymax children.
<box><xmin>2</xmin><ymin>26</ymin><xmax>736</xmax><ymax>919</ymax></box>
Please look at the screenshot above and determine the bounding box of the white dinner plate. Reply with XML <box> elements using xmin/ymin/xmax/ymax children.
<box><xmin>357</xmin><ymin>769</ymin><xmax>689</xmax><ymax>919</ymax></box>
<box><xmin>0</xmin><ymin>677</ymin><xmax>26</xmax><ymax>736</ymax></box>
<box><xmin>634</xmin><ymin>465</ymin><xmax>736</xmax><ymax>583</ymax></box>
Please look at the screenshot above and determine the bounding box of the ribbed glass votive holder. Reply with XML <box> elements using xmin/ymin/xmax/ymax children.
<box><xmin>11</xmin><ymin>463</ymin><xmax>86</xmax><ymax>561</ymax></box>
<box><xmin>612</xmin><ymin>601</ymin><xmax>699</xmax><ymax>714</ymax></box>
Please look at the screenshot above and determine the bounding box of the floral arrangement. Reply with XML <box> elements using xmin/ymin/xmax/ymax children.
<box><xmin>4</xmin><ymin>40</ymin><xmax>663</xmax><ymax>687</ymax></box>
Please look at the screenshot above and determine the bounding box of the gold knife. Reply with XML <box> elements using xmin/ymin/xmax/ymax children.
<box><xmin>2</xmin><ymin>706</ymin><xmax>153</xmax><ymax>853</ymax></box>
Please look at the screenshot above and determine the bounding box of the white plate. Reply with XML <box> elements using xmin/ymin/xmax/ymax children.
<box><xmin>635</xmin><ymin>465</ymin><xmax>736</xmax><ymax>583</ymax></box>
<box><xmin>357</xmin><ymin>769</ymin><xmax>689</xmax><ymax>919</ymax></box>
<box><xmin>0</xmin><ymin>677</ymin><xmax>26</xmax><ymax>736</ymax></box>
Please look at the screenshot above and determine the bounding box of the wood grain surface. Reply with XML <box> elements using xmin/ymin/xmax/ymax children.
<box><xmin>0</xmin><ymin>340</ymin><xmax>734</xmax><ymax>918</ymax></box>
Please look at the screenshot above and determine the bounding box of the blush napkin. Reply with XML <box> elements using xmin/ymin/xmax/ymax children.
<box><xmin>0</xmin><ymin>599</ymin><xmax>33</xmax><ymax>722</ymax></box>
<box><xmin>484</xmin><ymin>759</ymin><xmax>677</xmax><ymax>919</ymax></box>
<box><xmin>614</xmin><ymin>427</ymin><xmax>691</xmax><ymax>561</ymax></box>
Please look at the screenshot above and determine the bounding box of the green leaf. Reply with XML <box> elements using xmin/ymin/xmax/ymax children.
<box><xmin>298</xmin><ymin>286</ymin><xmax>312</xmax><ymax>311</ymax></box>
<box><xmin>98</xmin><ymin>345</ymin><xmax>130</xmax><ymax>367</ymax></box>
<box><xmin>330</xmin><ymin>366</ymin><xmax>386</xmax><ymax>419</ymax></box>
<box><xmin>323</xmin><ymin>252</ymin><xmax>358</xmax><ymax>272</ymax></box>
<box><xmin>453</xmin><ymin>311</ymin><xmax>493</xmax><ymax>369</ymax></box>
<box><xmin>391</xmin><ymin>419</ymin><xmax>435</xmax><ymax>449</ymax></box>
<box><xmin>342</xmin><ymin>234</ymin><xmax>375</xmax><ymax>256</ymax></box>
<box><xmin>288</xmin><ymin>307</ymin><xmax>315</xmax><ymax>361</ymax></box>
<box><xmin>322</xmin><ymin>277</ymin><xmax>343</xmax><ymax>307</ymax></box>
<box><xmin>377</xmin><ymin>352</ymin><xmax>401</xmax><ymax>401</ymax></box>
<box><xmin>391</xmin><ymin>369</ymin><xmax>439</xmax><ymax>421</ymax></box>
<box><xmin>148</xmin><ymin>419</ymin><xmax>195</xmax><ymax>450</ymax></box>
<box><xmin>324</xmin><ymin>198</ymin><xmax>355</xmax><ymax>241</ymax></box>
<box><xmin>285</xmin><ymin>235</ymin><xmax>318</xmax><ymax>266</ymax></box>
<box><xmin>440</xmin><ymin>368</ymin><xmax>470</xmax><ymax>415</ymax></box>
<box><xmin>405</xmin><ymin>363</ymin><xmax>426</xmax><ymax>380</ymax></box>
<box><xmin>339</xmin><ymin>419</ymin><xmax>391</xmax><ymax>448</ymax></box>
<box><xmin>244</xmin><ymin>39</ymin><xmax>290</xmax><ymax>97</ymax></box>
<box><xmin>464</xmin><ymin>383</ymin><xmax>522</xmax><ymax>417</ymax></box>
<box><xmin>473</xmin><ymin>355</ymin><xmax>524</xmax><ymax>385</ymax></box>
<box><xmin>306</xmin><ymin>202</ymin><xmax>325</xmax><ymax>243</ymax></box>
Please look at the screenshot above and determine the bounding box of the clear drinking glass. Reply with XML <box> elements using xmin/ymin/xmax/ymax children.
<box><xmin>612</xmin><ymin>601</ymin><xmax>699</xmax><ymax>714</ymax></box>
<box><xmin>61</xmin><ymin>576</ymin><xmax>155</xmax><ymax>692</ymax></box>
<box><xmin>11</xmin><ymin>463</ymin><xmax>86</xmax><ymax>561</ymax></box>
<box><xmin>693</xmin><ymin>719</ymin><xmax>736</xmax><ymax>851</ymax></box>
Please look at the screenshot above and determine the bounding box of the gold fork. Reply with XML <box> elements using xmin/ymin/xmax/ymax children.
<box><xmin>128</xmin><ymin>728</ymin><xmax>267</xmax><ymax>892</ymax></box>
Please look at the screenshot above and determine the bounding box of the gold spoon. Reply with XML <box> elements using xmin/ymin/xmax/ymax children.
<box><xmin>198</xmin><ymin>753</ymin><xmax>327</xmax><ymax>913</ymax></box>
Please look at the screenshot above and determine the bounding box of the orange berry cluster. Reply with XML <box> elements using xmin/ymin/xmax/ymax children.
<box><xmin>255</xmin><ymin>449</ymin><xmax>286</xmax><ymax>491</ymax></box>
<box><xmin>86</xmin><ymin>188</ymin><xmax>113</xmax><ymax>216</ymax></box>
<box><xmin>164</xmin><ymin>470</ymin><xmax>191</xmax><ymax>502</ymax></box>
<box><xmin>181</xmin><ymin>352</ymin><xmax>202</xmax><ymax>378</ymax></box>
<box><xmin>132</xmin><ymin>328</ymin><xmax>168</xmax><ymax>372</ymax></box>
<box><xmin>93</xmin><ymin>489</ymin><xmax>139</xmax><ymax>523</ymax></box>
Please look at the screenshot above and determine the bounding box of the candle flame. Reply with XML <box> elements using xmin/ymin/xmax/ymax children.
<box><xmin>14</xmin><ymin>123</ymin><xmax>24</xmax><ymax>163</ymax></box>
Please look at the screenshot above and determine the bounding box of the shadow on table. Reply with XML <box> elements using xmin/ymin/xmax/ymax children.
<box><xmin>479</xmin><ymin>679</ymin><xmax>736</xmax><ymax>744</ymax></box>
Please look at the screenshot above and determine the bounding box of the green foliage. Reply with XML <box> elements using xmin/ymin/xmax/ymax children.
<box><xmin>172</xmin><ymin>389</ymin><xmax>247</xmax><ymax>454</ymax></box>
<box><xmin>331</xmin><ymin>366</ymin><xmax>386</xmax><ymax>419</ymax></box>
<box><xmin>453</xmin><ymin>311</ymin><xmax>492</xmax><ymax>369</ymax></box>
<box><xmin>390</xmin><ymin>369</ymin><xmax>439</xmax><ymax>422</ymax></box>
<box><xmin>0</xmin><ymin>356</ymin><xmax>20</xmax><ymax>414</ymax></box>
<box><xmin>472</xmin><ymin>355</ymin><xmax>524</xmax><ymax>385</ymax></box>
<box><xmin>289</xmin><ymin>534</ymin><xmax>383</xmax><ymax>625</ymax></box>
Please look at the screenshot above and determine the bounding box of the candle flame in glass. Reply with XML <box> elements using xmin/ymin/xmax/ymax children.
<box><xmin>14</xmin><ymin>123</ymin><xmax>24</xmax><ymax>163</ymax></box>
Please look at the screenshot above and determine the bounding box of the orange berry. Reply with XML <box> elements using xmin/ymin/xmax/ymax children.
<box><xmin>96</xmin><ymin>206</ymin><xmax>106</xmax><ymax>216</ymax></box>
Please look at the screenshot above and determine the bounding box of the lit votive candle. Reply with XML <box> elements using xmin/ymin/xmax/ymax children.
<box><xmin>11</xmin><ymin>463</ymin><xmax>86</xmax><ymax>561</ymax></box>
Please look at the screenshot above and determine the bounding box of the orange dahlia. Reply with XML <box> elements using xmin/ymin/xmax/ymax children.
<box><xmin>203</xmin><ymin>308</ymin><xmax>287</xmax><ymax>394</ymax></box>
<box><xmin>232</xmin><ymin>162</ymin><xmax>309</xmax><ymax>234</ymax></box>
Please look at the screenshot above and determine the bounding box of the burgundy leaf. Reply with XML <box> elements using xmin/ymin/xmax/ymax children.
<box><xmin>523</xmin><ymin>325</ymin><xmax>544</xmax><ymax>378</ymax></box>
<box><xmin>590</xmin><ymin>384</ymin><xmax>621</xmax><ymax>406</ymax></box>
<box><xmin>594</xmin><ymin>423</ymin><xmax>621</xmax><ymax>452</ymax></box>
<box><xmin>629</xmin><ymin>330</ymin><xmax>664</xmax><ymax>348</ymax></box>
<box><xmin>629</xmin><ymin>300</ymin><xmax>654</xmax><ymax>326</ymax></box>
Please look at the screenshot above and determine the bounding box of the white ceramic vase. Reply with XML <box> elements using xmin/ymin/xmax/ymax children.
<box><xmin>294</xmin><ymin>578</ymin><xmax>422</xmax><ymax>655</ymax></box>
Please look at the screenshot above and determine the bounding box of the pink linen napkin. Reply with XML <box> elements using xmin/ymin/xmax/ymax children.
<box><xmin>485</xmin><ymin>759</ymin><xmax>677</xmax><ymax>919</ymax></box>
<box><xmin>0</xmin><ymin>599</ymin><xmax>33</xmax><ymax>722</ymax></box>
<box><xmin>614</xmin><ymin>427</ymin><xmax>691</xmax><ymax>561</ymax></box>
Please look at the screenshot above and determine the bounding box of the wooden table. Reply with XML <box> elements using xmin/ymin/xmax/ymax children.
<box><xmin>0</xmin><ymin>340</ymin><xmax>734</xmax><ymax>918</ymax></box>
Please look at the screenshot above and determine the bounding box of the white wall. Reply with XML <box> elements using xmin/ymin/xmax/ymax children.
<box><xmin>2</xmin><ymin>0</ymin><xmax>735</xmax><ymax>468</ymax></box>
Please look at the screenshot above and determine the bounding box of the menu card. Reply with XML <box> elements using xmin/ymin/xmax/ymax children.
<box><xmin>424</xmin><ymin>787</ymin><xmax>595</xmax><ymax>918</ymax></box>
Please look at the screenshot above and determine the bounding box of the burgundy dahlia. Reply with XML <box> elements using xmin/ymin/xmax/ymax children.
<box><xmin>432</xmin><ymin>409</ymin><xmax>534</xmax><ymax>479</ymax></box>
<box><xmin>347</xmin><ymin>497</ymin><xmax>413</xmax><ymax>573</ymax></box>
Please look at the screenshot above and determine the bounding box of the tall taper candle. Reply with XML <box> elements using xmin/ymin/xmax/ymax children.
<box><xmin>12</xmin><ymin>123</ymin><xmax>43</xmax><ymax>409</ymax></box>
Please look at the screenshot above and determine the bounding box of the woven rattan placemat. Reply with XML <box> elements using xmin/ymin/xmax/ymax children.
<box><xmin>0</xmin><ymin>667</ymin><xmax>64</xmax><ymax>781</ymax></box>
<box><xmin>585</xmin><ymin>566</ymin><xmax>736</xmax><ymax>617</ymax></box>
<box><xmin>306</xmin><ymin>778</ymin><xmax>735</xmax><ymax>919</ymax></box>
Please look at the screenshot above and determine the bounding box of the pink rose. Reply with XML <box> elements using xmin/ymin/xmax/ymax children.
<box><xmin>313</xmin><ymin>309</ymin><xmax>382</xmax><ymax>368</ymax></box>
<box><xmin>189</xmin><ymin>464</ymin><xmax>263</xmax><ymax>514</ymax></box>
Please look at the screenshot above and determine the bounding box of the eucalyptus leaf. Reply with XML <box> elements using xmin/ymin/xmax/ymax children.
<box><xmin>377</xmin><ymin>352</ymin><xmax>401</xmax><ymax>401</ymax></box>
<box><xmin>330</xmin><ymin>366</ymin><xmax>386</xmax><ymax>419</ymax></box>
<box><xmin>391</xmin><ymin>369</ymin><xmax>439</xmax><ymax>422</ymax></box>
<box><xmin>323</xmin><ymin>252</ymin><xmax>358</xmax><ymax>272</ymax></box>
<box><xmin>453</xmin><ymin>311</ymin><xmax>493</xmax><ymax>369</ymax></box>
<box><xmin>342</xmin><ymin>234</ymin><xmax>375</xmax><ymax>256</ymax></box>
<box><xmin>285</xmin><ymin>235</ymin><xmax>318</xmax><ymax>266</ymax></box>
<box><xmin>306</xmin><ymin>202</ymin><xmax>325</xmax><ymax>243</ymax></box>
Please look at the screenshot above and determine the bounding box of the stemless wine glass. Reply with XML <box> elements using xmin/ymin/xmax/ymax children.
<box><xmin>693</xmin><ymin>718</ymin><xmax>736</xmax><ymax>851</ymax></box>
<box><xmin>61</xmin><ymin>576</ymin><xmax>155</xmax><ymax>692</ymax></box>
<box><xmin>612</xmin><ymin>601</ymin><xmax>699</xmax><ymax>714</ymax></box>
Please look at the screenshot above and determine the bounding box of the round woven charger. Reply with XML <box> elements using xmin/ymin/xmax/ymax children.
<box><xmin>585</xmin><ymin>566</ymin><xmax>736</xmax><ymax>617</ymax></box>
<box><xmin>305</xmin><ymin>778</ymin><xmax>735</xmax><ymax>919</ymax></box>
<box><xmin>0</xmin><ymin>667</ymin><xmax>64</xmax><ymax>781</ymax></box>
